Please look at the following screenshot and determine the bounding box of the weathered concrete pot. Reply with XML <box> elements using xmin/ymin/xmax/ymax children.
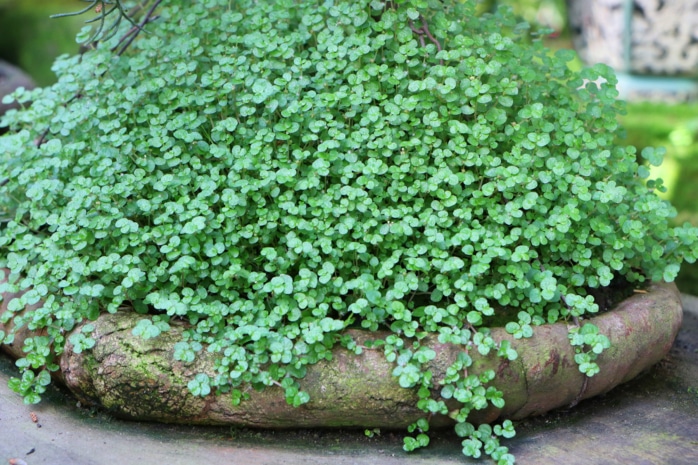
<box><xmin>0</xmin><ymin>280</ymin><xmax>683</xmax><ymax>428</ymax></box>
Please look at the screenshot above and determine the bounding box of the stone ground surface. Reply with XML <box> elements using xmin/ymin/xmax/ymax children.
<box><xmin>1</xmin><ymin>297</ymin><xmax>697</xmax><ymax>465</ymax></box>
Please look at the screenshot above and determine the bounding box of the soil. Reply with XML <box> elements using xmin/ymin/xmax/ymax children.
<box><xmin>1</xmin><ymin>296</ymin><xmax>697</xmax><ymax>464</ymax></box>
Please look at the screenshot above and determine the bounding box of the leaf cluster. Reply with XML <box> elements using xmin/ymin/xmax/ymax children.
<box><xmin>568</xmin><ymin>323</ymin><xmax>611</xmax><ymax>376</ymax></box>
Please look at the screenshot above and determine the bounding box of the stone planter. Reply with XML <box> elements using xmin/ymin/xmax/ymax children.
<box><xmin>0</xmin><ymin>276</ymin><xmax>683</xmax><ymax>428</ymax></box>
<box><xmin>567</xmin><ymin>0</ymin><xmax>698</xmax><ymax>101</ymax></box>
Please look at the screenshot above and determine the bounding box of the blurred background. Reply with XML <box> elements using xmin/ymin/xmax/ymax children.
<box><xmin>1</xmin><ymin>0</ymin><xmax>697</xmax><ymax>293</ymax></box>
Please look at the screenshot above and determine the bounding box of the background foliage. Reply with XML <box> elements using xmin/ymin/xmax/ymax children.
<box><xmin>619</xmin><ymin>102</ymin><xmax>698</xmax><ymax>294</ymax></box>
<box><xmin>0</xmin><ymin>0</ymin><xmax>83</xmax><ymax>86</ymax></box>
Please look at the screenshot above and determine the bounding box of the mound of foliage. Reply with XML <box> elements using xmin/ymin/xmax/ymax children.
<box><xmin>1</xmin><ymin>0</ymin><xmax>696</xmax><ymax>463</ymax></box>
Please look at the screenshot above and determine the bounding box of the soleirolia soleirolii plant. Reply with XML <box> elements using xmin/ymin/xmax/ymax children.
<box><xmin>0</xmin><ymin>1</ymin><xmax>697</xmax><ymax>463</ymax></box>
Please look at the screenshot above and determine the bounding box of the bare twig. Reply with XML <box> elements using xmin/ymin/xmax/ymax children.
<box><xmin>112</xmin><ymin>0</ymin><xmax>162</xmax><ymax>56</ymax></box>
<box><xmin>35</xmin><ymin>128</ymin><xmax>50</xmax><ymax>148</ymax></box>
<box><xmin>558</xmin><ymin>293</ymin><xmax>581</xmax><ymax>326</ymax></box>
<box><xmin>35</xmin><ymin>93</ymin><xmax>82</xmax><ymax>148</ymax></box>
<box><xmin>420</xmin><ymin>16</ymin><xmax>442</xmax><ymax>53</ymax></box>
<box><xmin>409</xmin><ymin>20</ymin><xmax>427</xmax><ymax>48</ymax></box>
<box><xmin>50</xmin><ymin>0</ymin><xmax>100</xmax><ymax>19</ymax></box>
<box><xmin>409</xmin><ymin>15</ymin><xmax>444</xmax><ymax>65</ymax></box>
<box><xmin>52</xmin><ymin>1</ymin><xmax>122</xmax><ymax>46</ymax></box>
<box><xmin>568</xmin><ymin>376</ymin><xmax>588</xmax><ymax>408</ymax></box>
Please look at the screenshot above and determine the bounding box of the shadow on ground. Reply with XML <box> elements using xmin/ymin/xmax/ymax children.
<box><xmin>2</xmin><ymin>297</ymin><xmax>697</xmax><ymax>465</ymax></box>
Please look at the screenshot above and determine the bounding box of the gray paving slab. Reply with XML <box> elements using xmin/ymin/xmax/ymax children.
<box><xmin>1</xmin><ymin>297</ymin><xmax>697</xmax><ymax>465</ymax></box>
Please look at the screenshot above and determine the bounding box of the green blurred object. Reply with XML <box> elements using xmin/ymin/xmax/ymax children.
<box><xmin>0</xmin><ymin>0</ymin><xmax>83</xmax><ymax>86</ymax></box>
<box><xmin>477</xmin><ymin>0</ymin><xmax>568</xmax><ymax>34</ymax></box>
<box><xmin>621</xmin><ymin>102</ymin><xmax>698</xmax><ymax>294</ymax></box>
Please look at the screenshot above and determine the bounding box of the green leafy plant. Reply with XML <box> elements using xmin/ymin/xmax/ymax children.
<box><xmin>1</xmin><ymin>0</ymin><xmax>697</xmax><ymax>463</ymax></box>
<box><xmin>568</xmin><ymin>323</ymin><xmax>611</xmax><ymax>377</ymax></box>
